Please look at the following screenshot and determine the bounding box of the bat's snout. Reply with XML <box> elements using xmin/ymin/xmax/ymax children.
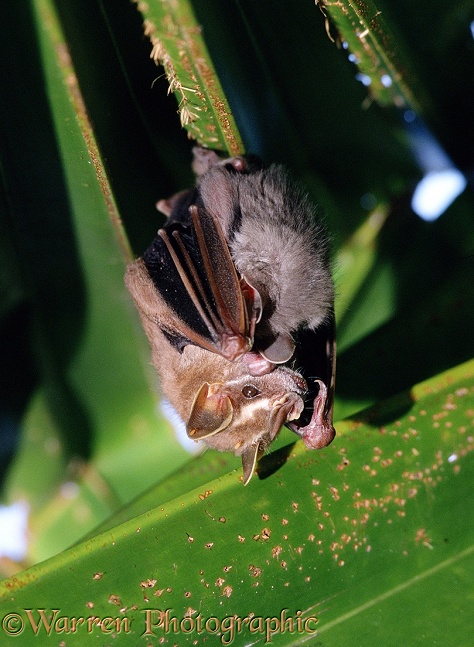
<box><xmin>272</xmin><ymin>392</ymin><xmax>304</xmax><ymax>423</ymax></box>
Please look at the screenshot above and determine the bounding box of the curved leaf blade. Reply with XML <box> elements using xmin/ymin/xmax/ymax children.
<box><xmin>318</xmin><ymin>0</ymin><xmax>425</xmax><ymax>110</ymax></box>
<box><xmin>1</xmin><ymin>359</ymin><xmax>472</xmax><ymax>645</ymax></box>
<box><xmin>134</xmin><ymin>0</ymin><xmax>244</xmax><ymax>154</ymax></box>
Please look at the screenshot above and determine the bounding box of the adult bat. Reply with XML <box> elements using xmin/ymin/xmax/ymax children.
<box><xmin>125</xmin><ymin>147</ymin><xmax>336</xmax><ymax>483</ymax></box>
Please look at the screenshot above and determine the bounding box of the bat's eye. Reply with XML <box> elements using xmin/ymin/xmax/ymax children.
<box><xmin>241</xmin><ymin>385</ymin><xmax>261</xmax><ymax>399</ymax></box>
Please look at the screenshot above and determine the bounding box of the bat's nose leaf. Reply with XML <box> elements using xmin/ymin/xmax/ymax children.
<box><xmin>241</xmin><ymin>444</ymin><xmax>260</xmax><ymax>485</ymax></box>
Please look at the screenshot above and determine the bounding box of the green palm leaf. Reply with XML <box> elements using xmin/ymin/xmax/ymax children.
<box><xmin>0</xmin><ymin>0</ymin><xmax>472</xmax><ymax>644</ymax></box>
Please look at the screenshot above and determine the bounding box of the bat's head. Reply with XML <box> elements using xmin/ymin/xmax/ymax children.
<box><xmin>186</xmin><ymin>366</ymin><xmax>307</xmax><ymax>484</ymax></box>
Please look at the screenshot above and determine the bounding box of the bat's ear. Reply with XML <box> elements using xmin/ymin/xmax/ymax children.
<box><xmin>156</xmin><ymin>189</ymin><xmax>190</xmax><ymax>217</ymax></box>
<box><xmin>187</xmin><ymin>383</ymin><xmax>234</xmax><ymax>440</ymax></box>
<box><xmin>199</xmin><ymin>168</ymin><xmax>237</xmax><ymax>234</ymax></box>
<box><xmin>260</xmin><ymin>333</ymin><xmax>295</xmax><ymax>364</ymax></box>
<box><xmin>241</xmin><ymin>444</ymin><xmax>261</xmax><ymax>485</ymax></box>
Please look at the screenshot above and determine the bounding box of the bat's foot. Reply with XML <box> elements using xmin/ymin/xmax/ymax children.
<box><xmin>301</xmin><ymin>421</ymin><xmax>336</xmax><ymax>450</ymax></box>
<box><xmin>289</xmin><ymin>379</ymin><xmax>335</xmax><ymax>449</ymax></box>
<box><xmin>192</xmin><ymin>147</ymin><xmax>222</xmax><ymax>176</ymax></box>
<box><xmin>192</xmin><ymin>145</ymin><xmax>249</xmax><ymax>177</ymax></box>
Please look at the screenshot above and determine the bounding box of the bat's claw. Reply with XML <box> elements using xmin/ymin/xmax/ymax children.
<box><xmin>220</xmin><ymin>334</ymin><xmax>252</xmax><ymax>362</ymax></box>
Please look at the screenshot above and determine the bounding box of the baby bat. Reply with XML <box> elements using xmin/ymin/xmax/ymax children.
<box><xmin>125</xmin><ymin>147</ymin><xmax>336</xmax><ymax>483</ymax></box>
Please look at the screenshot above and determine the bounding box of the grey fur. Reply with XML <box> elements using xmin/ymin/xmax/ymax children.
<box><xmin>199</xmin><ymin>163</ymin><xmax>334</xmax><ymax>341</ymax></box>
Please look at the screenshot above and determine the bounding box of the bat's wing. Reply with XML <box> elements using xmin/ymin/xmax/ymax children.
<box><xmin>142</xmin><ymin>205</ymin><xmax>261</xmax><ymax>362</ymax></box>
<box><xmin>288</xmin><ymin>313</ymin><xmax>336</xmax><ymax>449</ymax></box>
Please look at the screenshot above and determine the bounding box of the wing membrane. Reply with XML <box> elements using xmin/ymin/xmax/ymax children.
<box><xmin>143</xmin><ymin>206</ymin><xmax>252</xmax><ymax>362</ymax></box>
